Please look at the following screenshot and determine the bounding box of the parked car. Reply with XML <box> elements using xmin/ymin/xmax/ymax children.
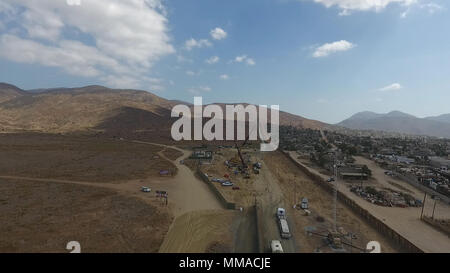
<box><xmin>232</xmin><ymin>186</ymin><xmax>240</xmax><ymax>190</ymax></box>
<box><xmin>327</xmin><ymin>177</ymin><xmax>335</xmax><ymax>182</ymax></box>
<box><xmin>301</xmin><ymin>198</ymin><xmax>309</xmax><ymax>209</ymax></box>
<box><xmin>141</xmin><ymin>187</ymin><xmax>151</xmax><ymax>193</ymax></box>
<box><xmin>221</xmin><ymin>181</ymin><xmax>234</xmax><ymax>187</ymax></box>
<box><xmin>212</xmin><ymin>178</ymin><xmax>227</xmax><ymax>183</ymax></box>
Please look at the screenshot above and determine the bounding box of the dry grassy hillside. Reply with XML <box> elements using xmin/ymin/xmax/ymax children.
<box><xmin>0</xmin><ymin>83</ymin><xmax>331</xmax><ymax>135</ymax></box>
<box><xmin>0</xmin><ymin>85</ymin><xmax>177</xmax><ymax>133</ymax></box>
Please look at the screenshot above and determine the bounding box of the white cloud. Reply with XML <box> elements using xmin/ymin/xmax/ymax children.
<box><xmin>379</xmin><ymin>83</ymin><xmax>403</xmax><ymax>91</ymax></box>
<box><xmin>246</xmin><ymin>58</ymin><xmax>256</xmax><ymax>66</ymax></box>
<box><xmin>232</xmin><ymin>55</ymin><xmax>256</xmax><ymax>66</ymax></box>
<box><xmin>235</xmin><ymin>55</ymin><xmax>247</xmax><ymax>63</ymax></box>
<box><xmin>101</xmin><ymin>74</ymin><xmax>164</xmax><ymax>90</ymax></box>
<box><xmin>0</xmin><ymin>34</ymin><xmax>126</xmax><ymax>77</ymax></box>
<box><xmin>401</xmin><ymin>2</ymin><xmax>444</xmax><ymax>18</ymax></box>
<box><xmin>312</xmin><ymin>40</ymin><xmax>355</xmax><ymax>58</ymax></box>
<box><xmin>420</xmin><ymin>2</ymin><xmax>444</xmax><ymax>14</ymax></box>
<box><xmin>220</xmin><ymin>74</ymin><xmax>230</xmax><ymax>80</ymax></box>
<box><xmin>177</xmin><ymin>55</ymin><xmax>193</xmax><ymax>63</ymax></box>
<box><xmin>206</xmin><ymin>56</ymin><xmax>220</xmax><ymax>64</ymax></box>
<box><xmin>186</xmin><ymin>70</ymin><xmax>197</xmax><ymax>76</ymax></box>
<box><xmin>312</xmin><ymin>0</ymin><xmax>417</xmax><ymax>15</ymax></box>
<box><xmin>316</xmin><ymin>98</ymin><xmax>329</xmax><ymax>104</ymax></box>
<box><xmin>66</xmin><ymin>0</ymin><xmax>82</xmax><ymax>6</ymax></box>
<box><xmin>0</xmin><ymin>0</ymin><xmax>174</xmax><ymax>88</ymax></box>
<box><xmin>185</xmin><ymin>38</ymin><xmax>212</xmax><ymax>51</ymax></box>
<box><xmin>188</xmin><ymin>86</ymin><xmax>211</xmax><ymax>95</ymax></box>
<box><xmin>210</xmin><ymin>27</ymin><xmax>227</xmax><ymax>40</ymax></box>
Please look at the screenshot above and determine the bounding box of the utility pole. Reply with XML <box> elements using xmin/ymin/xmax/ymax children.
<box><xmin>333</xmin><ymin>157</ymin><xmax>338</xmax><ymax>232</ymax></box>
<box><xmin>432</xmin><ymin>198</ymin><xmax>438</xmax><ymax>220</ymax></box>
<box><xmin>420</xmin><ymin>192</ymin><xmax>427</xmax><ymax>219</ymax></box>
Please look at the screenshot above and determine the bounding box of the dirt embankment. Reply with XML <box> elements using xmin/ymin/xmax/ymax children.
<box><xmin>159</xmin><ymin>210</ymin><xmax>236</xmax><ymax>253</ymax></box>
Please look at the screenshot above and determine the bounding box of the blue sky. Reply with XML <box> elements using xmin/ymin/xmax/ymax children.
<box><xmin>0</xmin><ymin>0</ymin><xmax>449</xmax><ymax>123</ymax></box>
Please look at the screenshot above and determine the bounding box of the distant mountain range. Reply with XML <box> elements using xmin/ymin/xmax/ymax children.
<box><xmin>3</xmin><ymin>82</ymin><xmax>448</xmax><ymax>139</ymax></box>
<box><xmin>0</xmin><ymin>83</ymin><xmax>328</xmax><ymax>137</ymax></box>
<box><xmin>338</xmin><ymin>111</ymin><xmax>450</xmax><ymax>138</ymax></box>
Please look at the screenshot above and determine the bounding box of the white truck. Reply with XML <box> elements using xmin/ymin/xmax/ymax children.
<box><xmin>276</xmin><ymin>208</ymin><xmax>286</xmax><ymax>219</ymax></box>
<box><xmin>276</xmin><ymin>208</ymin><xmax>291</xmax><ymax>239</ymax></box>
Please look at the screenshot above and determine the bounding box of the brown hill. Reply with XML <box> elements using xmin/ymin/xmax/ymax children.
<box><xmin>0</xmin><ymin>83</ymin><xmax>26</xmax><ymax>103</ymax></box>
<box><xmin>0</xmin><ymin>83</ymin><xmax>330</xmax><ymax>136</ymax></box>
<box><xmin>192</xmin><ymin>102</ymin><xmax>329</xmax><ymax>130</ymax></box>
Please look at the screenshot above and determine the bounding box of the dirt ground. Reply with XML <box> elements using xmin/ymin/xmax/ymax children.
<box><xmin>264</xmin><ymin>152</ymin><xmax>400</xmax><ymax>253</ymax></box>
<box><xmin>0</xmin><ymin>135</ymin><xmax>225</xmax><ymax>253</ymax></box>
<box><xmin>0</xmin><ymin>133</ymin><xmax>177</xmax><ymax>182</ymax></box>
<box><xmin>161</xmin><ymin>147</ymin><xmax>184</xmax><ymax>161</ymax></box>
<box><xmin>159</xmin><ymin>210</ymin><xmax>237</xmax><ymax>253</ymax></box>
<box><xmin>0</xmin><ymin>179</ymin><xmax>172</xmax><ymax>253</ymax></box>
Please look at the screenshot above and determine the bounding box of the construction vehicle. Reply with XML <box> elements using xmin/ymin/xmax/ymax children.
<box><xmin>327</xmin><ymin>230</ymin><xmax>343</xmax><ymax>249</ymax></box>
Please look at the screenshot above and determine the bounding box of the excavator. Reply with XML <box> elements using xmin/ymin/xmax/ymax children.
<box><xmin>234</xmin><ymin>133</ymin><xmax>251</xmax><ymax>178</ymax></box>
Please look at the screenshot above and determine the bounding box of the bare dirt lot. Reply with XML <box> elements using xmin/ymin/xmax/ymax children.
<box><xmin>0</xmin><ymin>179</ymin><xmax>172</xmax><ymax>253</ymax></box>
<box><xmin>0</xmin><ymin>135</ymin><xmax>225</xmax><ymax>253</ymax></box>
<box><xmin>0</xmin><ymin>133</ymin><xmax>177</xmax><ymax>182</ymax></box>
<box><xmin>159</xmin><ymin>210</ymin><xmax>237</xmax><ymax>253</ymax></box>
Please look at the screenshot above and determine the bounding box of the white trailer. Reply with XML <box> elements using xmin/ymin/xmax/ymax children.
<box><xmin>279</xmin><ymin>218</ymin><xmax>291</xmax><ymax>239</ymax></box>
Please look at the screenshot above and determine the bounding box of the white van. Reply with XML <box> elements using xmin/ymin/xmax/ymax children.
<box><xmin>271</xmin><ymin>240</ymin><xmax>284</xmax><ymax>253</ymax></box>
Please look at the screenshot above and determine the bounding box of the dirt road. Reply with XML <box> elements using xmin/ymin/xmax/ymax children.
<box><xmin>253</xmin><ymin>153</ymin><xmax>297</xmax><ymax>253</ymax></box>
<box><xmin>131</xmin><ymin>141</ymin><xmax>223</xmax><ymax>216</ymax></box>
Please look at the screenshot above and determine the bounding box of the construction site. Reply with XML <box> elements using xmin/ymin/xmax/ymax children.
<box><xmin>2</xmin><ymin>132</ymin><xmax>449</xmax><ymax>253</ymax></box>
<box><xmin>176</xmin><ymin>139</ymin><xmax>402</xmax><ymax>253</ymax></box>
